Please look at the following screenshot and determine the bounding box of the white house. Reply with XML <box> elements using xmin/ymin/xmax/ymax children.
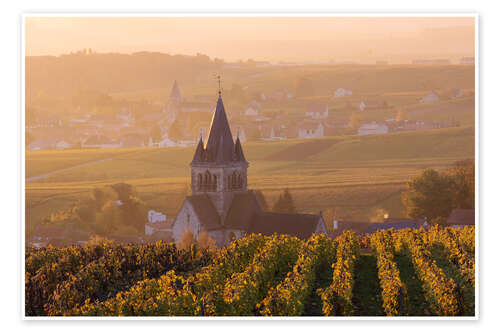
<box><xmin>420</xmin><ymin>91</ymin><xmax>440</xmax><ymax>103</ymax></box>
<box><xmin>81</xmin><ymin>135</ymin><xmax>122</xmax><ymax>149</ymax></box>
<box><xmin>358</xmin><ymin>122</ymin><xmax>389</xmax><ymax>135</ymax></box>
<box><xmin>305</xmin><ymin>104</ymin><xmax>329</xmax><ymax>119</ymax></box>
<box><xmin>145</xmin><ymin>210</ymin><xmax>172</xmax><ymax>236</ymax></box>
<box><xmin>359</xmin><ymin>100</ymin><xmax>388</xmax><ymax>111</ymax></box>
<box><xmin>460</xmin><ymin>57</ymin><xmax>474</xmax><ymax>65</ymax></box>
<box><xmin>55</xmin><ymin>140</ymin><xmax>73</xmax><ymax>150</ymax></box>
<box><xmin>245</xmin><ymin>100</ymin><xmax>262</xmax><ymax>116</ymax></box>
<box><xmin>334</xmin><ymin>88</ymin><xmax>352</xmax><ymax>98</ymax></box>
<box><xmin>298</xmin><ymin>122</ymin><xmax>324</xmax><ymax>139</ymax></box>
<box><xmin>116</xmin><ymin>108</ymin><xmax>135</xmax><ymax>126</ymax></box>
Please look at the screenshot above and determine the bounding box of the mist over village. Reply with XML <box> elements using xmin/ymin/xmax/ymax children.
<box><xmin>24</xmin><ymin>16</ymin><xmax>476</xmax><ymax>317</ymax></box>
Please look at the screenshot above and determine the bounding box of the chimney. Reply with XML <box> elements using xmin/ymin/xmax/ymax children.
<box><xmin>333</xmin><ymin>220</ymin><xmax>338</xmax><ymax>230</ymax></box>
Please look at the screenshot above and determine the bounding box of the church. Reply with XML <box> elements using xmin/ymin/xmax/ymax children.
<box><xmin>171</xmin><ymin>91</ymin><xmax>327</xmax><ymax>247</ymax></box>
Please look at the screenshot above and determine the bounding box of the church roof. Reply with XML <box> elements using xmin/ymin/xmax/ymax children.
<box><xmin>185</xmin><ymin>194</ymin><xmax>221</xmax><ymax>230</ymax></box>
<box><xmin>190</xmin><ymin>94</ymin><xmax>247</xmax><ymax>165</ymax></box>
<box><xmin>224</xmin><ymin>191</ymin><xmax>262</xmax><ymax>230</ymax></box>
<box><xmin>179</xmin><ymin>191</ymin><xmax>324</xmax><ymax>240</ymax></box>
<box><xmin>248</xmin><ymin>212</ymin><xmax>324</xmax><ymax>240</ymax></box>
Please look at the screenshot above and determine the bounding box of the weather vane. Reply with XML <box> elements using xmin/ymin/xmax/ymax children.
<box><xmin>214</xmin><ymin>74</ymin><xmax>222</xmax><ymax>95</ymax></box>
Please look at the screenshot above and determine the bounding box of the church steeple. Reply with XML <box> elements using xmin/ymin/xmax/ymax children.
<box><xmin>169</xmin><ymin>80</ymin><xmax>182</xmax><ymax>105</ymax></box>
<box><xmin>234</xmin><ymin>136</ymin><xmax>246</xmax><ymax>162</ymax></box>
<box><xmin>190</xmin><ymin>89</ymin><xmax>249</xmax><ymax>219</ymax></box>
<box><xmin>191</xmin><ymin>94</ymin><xmax>244</xmax><ymax>165</ymax></box>
<box><xmin>192</xmin><ymin>135</ymin><xmax>204</xmax><ymax>163</ymax></box>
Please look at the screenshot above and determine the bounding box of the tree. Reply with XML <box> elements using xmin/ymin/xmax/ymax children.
<box><xmin>402</xmin><ymin>168</ymin><xmax>455</xmax><ymax>223</ymax></box>
<box><xmin>92</xmin><ymin>187</ymin><xmax>107</xmax><ymax>212</ymax></box>
<box><xmin>95</xmin><ymin>201</ymin><xmax>121</xmax><ymax>235</ymax></box>
<box><xmin>255</xmin><ymin>190</ymin><xmax>269</xmax><ymax>211</ymax></box>
<box><xmin>448</xmin><ymin>159</ymin><xmax>475</xmax><ymax>209</ymax></box>
<box><xmin>273</xmin><ymin>188</ymin><xmax>297</xmax><ymax>213</ymax></box>
<box><xmin>178</xmin><ymin>229</ymin><xmax>195</xmax><ymax>251</ymax></box>
<box><xmin>349</xmin><ymin>113</ymin><xmax>363</xmax><ymax>131</ymax></box>
<box><xmin>197</xmin><ymin>231</ymin><xmax>217</xmax><ymax>250</ymax></box>
<box><xmin>110</xmin><ymin>183</ymin><xmax>146</xmax><ymax>232</ymax></box>
<box><xmin>396</xmin><ymin>109</ymin><xmax>409</xmax><ymax>122</ymax></box>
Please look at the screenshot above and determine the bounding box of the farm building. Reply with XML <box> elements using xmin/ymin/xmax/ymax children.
<box><xmin>245</xmin><ymin>100</ymin><xmax>262</xmax><ymax>116</ymax></box>
<box><xmin>358</xmin><ymin>122</ymin><xmax>389</xmax><ymax>135</ymax></box>
<box><xmin>305</xmin><ymin>104</ymin><xmax>329</xmax><ymax>119</ymax></box>
<box><xmin>171</xmin><ymin>92</ymin><xmax>327</xmax><ymax>246</ymax></box>
<box><xmin>359</xmin><ymin>100</ymin><xmax>388</xmax><ymax>111</ymax></box>
<box><xmin>420</xmin><ymin>91</ymin><xmax>440</xmax><ymax>103</ymax></box>
<box><xmin>333</xmin><ymin>88</ymin><xmax>352</xmax><ymax>98</ymax></box>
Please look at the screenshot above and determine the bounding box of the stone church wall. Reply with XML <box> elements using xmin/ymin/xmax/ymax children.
<box><xmin>172</xmin><ymin>202</ymin><xmax>202</xmax><ymax>242</ymax></box>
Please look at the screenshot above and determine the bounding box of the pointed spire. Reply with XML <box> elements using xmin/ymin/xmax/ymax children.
<box><xmin>169</xmin><ymin>80</ymin><xmax>182</xmax><ymax>104</ymax></box>
<box><xmin>191</xmin><ymin>135</ymin><xmax>204</xmax><ymax>163</ymax></box>
<box><xmin>204</xmin><ymin>94</ymin><xmax>235</xmax><ymax>163</ymax></box>
<box><xmin>234</xmin><ymin>136</ymin><xmax>247</xmax><ymax>162</ymax></box>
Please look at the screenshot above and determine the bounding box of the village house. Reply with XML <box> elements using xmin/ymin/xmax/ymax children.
<box><xmin>447</xmin><ymin>88</ymin><xmax>463</xmax><ymax>99</ymax></box>
<box><xmin>32</xmin><ymin>115</ymin><xmax>63</xmax><ymax>129</ymax></box>
<box><xmin>305</xmin><ymin>104</ymin><xmax>329</xmax><ymax>119</ymax></box>
<box><xmin>244</xmin><ymin>100</ymin><xmax>262</xmax><ymax>116</ymax></box>
<box><xmin>330</xmin><ymin>217</ymin><xmax>427</xmax><ymax>238</ymax></box>
<box><xmin>116</xmin><ymin>108</ymin><xmax>135</xmax><ymax>125</ymax></box>
<box><xmin>298</xmin><ymin>121</ymin><xmax>324</xmax><ymax>139</ymax></box>
<box><xmin>157</xmin><ymin>135</ymin><xmax>178</xmax><ymax>147</ymax></box>
<box><xmin>171</xmin><ymin>92</ymin><xmax>327</xmax><ymax>247</ymax></box>
<box><xmin>55</xmin><ymin>139</ymin><xmax>74</xmax><ymax>150</ymax></box>
<box><xmin>259</xmin><ymin>123</ymin><xmax>285</xmax><ymax>141</ymax></box>
<box><xmin>82</xmin><ymin>135</ymin><xmax>122</xmax><ymax>149</ymax></box>
<box><xmin>145</xmin><ymin>210</ymin><xmax>174</xmax><ymax>236</ymax></box>
<box><xmin>333</xmin><ymin>88</ymin><xmax>352</xmax><ymax>98</ymax></box>
<box><xmin>28</xmin><ymin>138</ymin><xmax>59</xmax><ymax>151</ymax></box>
<box><xmin>392</xmin><ymin>120</ymin><xmax>434</xmax><ymax>132</ymax></box>
<box><xmin>231</xmin><ymin>125</ymin><xmax>247</xmax><ymax>142</ymax></box>
<box><xmin>460</xmin><ymin>57</ymin><xmax>474</xmax><ymax>64</ymax></box>
<box><xmin>359</xmin><ymin>100</ymin><xmax>388</xmax><ymax>111</ymax></box>
<box><xmin>357</xmin><ymin>122</ymin><xmax>389</xmax><ymax>135</ymax></box>
<box><xmin>420</xmin><ymin>91</ymin><xmax>440</xmax><ymax>103</ymax></box>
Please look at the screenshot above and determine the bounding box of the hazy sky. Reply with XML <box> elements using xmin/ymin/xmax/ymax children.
<box><xmin>25</xmin><ymin>16</ymin><xmax>475</xmax><ymax>63</ymax></box>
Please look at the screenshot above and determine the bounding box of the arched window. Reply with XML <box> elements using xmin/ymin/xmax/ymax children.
<box><xmin>238</xmin><ymin>174</ymin><xmax>243</xmax><ymax>187</ymax></box>
<box><xmin>198</xmin><ymin>174</ymin><xmax>202</xmax><ymax>190</ymax></box>
<box><xmin>212</xmin><ymin>174</ymin><xmax>217</xmax><ymax>191</ymax></box>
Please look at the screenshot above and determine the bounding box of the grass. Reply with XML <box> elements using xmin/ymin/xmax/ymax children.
<box><xmin>351</xmin><ymin>253</ymin><xmax>385</xmax><ymax>316</ymax></box>
<box><xmin>394</xmin><ymin>253</ymin><xmax>434</xmax><ymax>316</ymax></box>
<box><xmin>430</xmin><ymin>244</ymin><xmax>475</xmax><ymax>316</ymax></box>
<box><xmin>25</xmin><ymin>126</ymin><xmax>474</xmax><ymax>228</ymax></box>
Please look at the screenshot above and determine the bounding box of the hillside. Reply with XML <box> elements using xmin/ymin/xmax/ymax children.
<box><xmin>25</xmin><ymin>127</ymin><xmax>474</xmax><ymax>227</ymax></box>
<box><xmin>26</xmin><ymin>52</ymin><xmax>474</xmax><ymax>103</ymax></box>
<box><xmin>25</xmin><ymin>227</ymin><xmax>475</xmax><ymax>317</ymax></box>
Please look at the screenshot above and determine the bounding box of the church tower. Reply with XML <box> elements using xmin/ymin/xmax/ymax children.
<box><xmin>190</xmin><ymin>92</ymin><xmax>248</xmax><ymax>221</ymax></box>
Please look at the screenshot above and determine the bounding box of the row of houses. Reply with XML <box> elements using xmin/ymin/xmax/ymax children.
<box><xmin>29</xmin><ymin>205</ymin><xmax>474</xmax><ymax>248</ymax></box>
<box><xmin>329</xmin><ymin>208</ymin><xmax>475</xmax><ymax>238</ymax></box>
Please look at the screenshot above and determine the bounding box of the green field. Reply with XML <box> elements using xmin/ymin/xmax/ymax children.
<box><xmin>26</xmin><ymin>126</ymin><xmax>474</xmax><ymax>230</ymax></box>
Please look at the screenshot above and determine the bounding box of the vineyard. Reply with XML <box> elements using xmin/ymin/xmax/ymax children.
<box><xmin>25</xmin><ymin>226</ymin><xmax>475</xmax><ymax>317</ymax></box>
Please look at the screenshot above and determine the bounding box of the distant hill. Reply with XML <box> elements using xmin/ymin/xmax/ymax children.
<box><xmin>25</xmin><ymin>52</ymin><xmax>222</xmax><ymax>98</ymax></box>
<box><xmin>26</xmin><ymin>52</ymin><xmax>475</xmax><ymax>102</ymax></box>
